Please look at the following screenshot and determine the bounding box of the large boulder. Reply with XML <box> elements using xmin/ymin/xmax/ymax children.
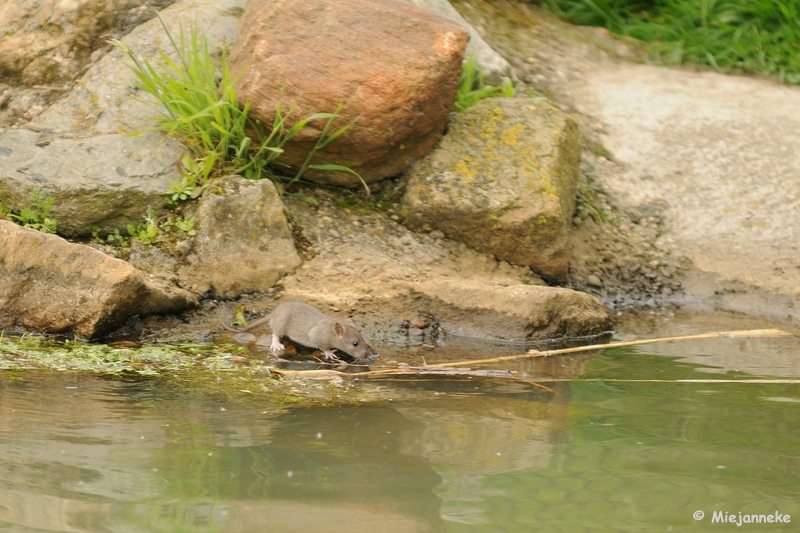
<box><xmin>229</xmin><ymin>0</ymin><xmax>469</xmax><ymax>187</ymax></box>
<box><xmin>0</xmin><ymin>0</ymin><xmax>246</xmax><ymax>236</ymax></box>
<box><xmin>0</xmin><ymin>220</ymin><xmax>197</xmax><ymax>339</ymax></box>
<box><xmin>402</xmin><ymin>98</ymin><xmax>580</xmax><ymax>282</ymax></box>
<box><xmin>177</xmin><ymin>176</ymin><xmax>302</xmax><ymax>298</ymax></box>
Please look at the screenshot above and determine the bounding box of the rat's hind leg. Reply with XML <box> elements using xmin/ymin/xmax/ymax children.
<box><xmin>270</xmin><ymin>333</ymin><xmax>285</xmax><ymax>354</ymax></box>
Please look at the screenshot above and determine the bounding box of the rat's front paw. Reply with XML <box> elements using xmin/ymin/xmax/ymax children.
<box><xmin>321</xmin><ymin>349</ymin><xmax>340</xmax><ymax>361</ymax></box>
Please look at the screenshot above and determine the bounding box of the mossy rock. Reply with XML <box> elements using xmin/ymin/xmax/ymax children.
<box><xmin>403</xmin><ymin>97</ymin><xmax>580</xmax><ymax>282</ymax></box>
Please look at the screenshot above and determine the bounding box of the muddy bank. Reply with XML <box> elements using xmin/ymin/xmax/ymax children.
<box><xmin>450</xmin><ymin>0</ymin><xmax>799</xmax><ymax>325</ymax></box>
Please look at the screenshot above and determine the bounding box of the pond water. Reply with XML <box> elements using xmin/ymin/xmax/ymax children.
<box><xmin>1</xmin><ymin>312</ymin><xmax>798</xmax><ymax>532</ymax></box>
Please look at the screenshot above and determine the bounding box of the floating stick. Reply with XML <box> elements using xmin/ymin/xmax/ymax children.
<box><xmin>425</xmin><ymin>329</ymin><xmax>792</xmax><ymax>369</ymax></box>
<box><xmin>270</xmin><ymin>329</ymin><xmax>794</xmax><ymax>386</ymax></box>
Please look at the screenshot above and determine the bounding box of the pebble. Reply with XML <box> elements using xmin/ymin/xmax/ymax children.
<box><xmin>587</xmin><ymin>274</ymin><xmax>603</xmax><ymax>288</ymax></box>
<box><xmin>429</xmin><ymin>230</ymin><xmax>445</xmax><ymax>240</ymax></box>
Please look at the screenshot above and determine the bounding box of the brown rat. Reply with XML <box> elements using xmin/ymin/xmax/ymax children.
<box><xmin>221</xmin><ymin>301</ymin><xmax>375</xmax><ymax>362</ymax></box>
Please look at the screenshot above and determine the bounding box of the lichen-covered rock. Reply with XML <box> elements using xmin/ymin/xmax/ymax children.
<box><xmin>402</xmin><ymin>98</ymin><xmax>580</xmax><ymax>282</ymax></box>
<box><xmin>0</xmin><ymin>220</ymin><xmax>197</xmax><ymax>339</ymax></box>
<box><xmin>177</xmin><ymin>176</ymin><xmax>302</xmax><ymax>299</ymax></box>
<box><xmin>229</xmin><ymin>0</ymin><xmax>469</xmax><ymax>186</ymax></box>
<box><xmin>0</xmin><ymin>0</ymin><xmax>245</xmax><ymax>236</ymax></box>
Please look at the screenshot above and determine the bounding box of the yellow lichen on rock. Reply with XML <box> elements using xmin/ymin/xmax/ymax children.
<box><xmin>403</xmin><ymin>97</ymin><xmax>580</xmax><ymax>282</ymax></box>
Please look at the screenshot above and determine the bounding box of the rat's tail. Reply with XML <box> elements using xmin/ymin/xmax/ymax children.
<box><xmin>220</xmin><ymin>311</ymin><xmax>273</xmax><ymax>333</ymax></box>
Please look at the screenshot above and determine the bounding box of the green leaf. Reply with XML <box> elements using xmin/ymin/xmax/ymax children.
<box><xmin>308</xmin><ymin>164</ymin><xmax>358</xmax><ymax>174</ymax></box>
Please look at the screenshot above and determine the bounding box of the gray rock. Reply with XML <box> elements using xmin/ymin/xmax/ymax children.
<box><xmin>586</xmin><ymin>274</ymin><xmax>603</xmax><ymax>288</ymax></box>
<box><xmin>407</xmin><ymin>0</ymin><xmax>512</xmax><ymax>83</ymax></box>
<box><xmin>410</xmin><ymin>278</ymin><xmax>611</xmax><ymax>341</ymax></box>
<box><xmin>0</xmin><ymin>0</ymin><xmax>174</xmax><ymax>86</ymax></box>
<box><xmin>0</xmin><ymin>0</ymin><xmax>246</xmax><ymax>236</ymax></box>
<box><xmin>0</xmin><ymin>129</ymin><xmax>181</xmax><ymax>235</ymax></box>
<box><xmin>0</xmin><ymin>220</ymin><xmax>197</xmax><ymax>339</ymax></box>
<box><xmin>403</xmin><ymin>98</ymin><xmax>580</xmax><ymax>282</ymax></box>
<box><xmin>178</xmin><ymin>176</ymin><xmax>302</xmax><ymax>298</ymax></box>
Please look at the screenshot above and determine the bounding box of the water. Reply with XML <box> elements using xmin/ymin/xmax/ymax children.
<box><xmin>0</xmin><ymin>312</ymin><xmax>798</xmax><ymax>532</ymax></box>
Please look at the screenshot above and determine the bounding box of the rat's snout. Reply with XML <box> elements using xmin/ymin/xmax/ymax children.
<box><xmin>355</xmin><ymin>342</ymin><xmax>376</xmax><ymax>361</ymax></box>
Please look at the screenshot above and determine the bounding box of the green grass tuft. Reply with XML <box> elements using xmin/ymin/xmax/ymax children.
<box><xmin>546</xmin><ymin>0</ymin><xmax>800</xmax><ymax>83</ymax></box>
<box><xmin>0</xmin><ymin>189</ymin><xmax>58</xmax><ymax>234</ymax></box>
<box><xmin>454</xmin><ymin>55</ymin><xmax>517</xmax><ymax>111</ymax></box>
<box><xmin>111</xmin><ymin>17</ymin><xmax>366</xmax><ymax>203</ymax></box>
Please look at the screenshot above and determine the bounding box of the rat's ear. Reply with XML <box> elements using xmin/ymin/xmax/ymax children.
<box><xmin>334</xmin><ymin>322</ymin><xmax>345</xmax><ymax>337</ymax></box>
<box><xmin>346</xmin><ymin>318</ymin><xmax>358</xmax><ymax>328</ymax></box>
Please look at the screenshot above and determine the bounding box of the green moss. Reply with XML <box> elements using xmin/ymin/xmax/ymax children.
<box><xmin>0</xmin><ymin>335</ymin><xmax>375</xmax><ymax>407</ymax></box>
<box><xmin>576</xmin><ymin>176</ymin><xmax>618</xmax><ymax>224</ymax></box>
<box><xmin>583</xmin><ymin>138</ymin><xmax>612</xmax><ymax>159</ymax></box>
<box><xmin>327</xmin><ymin>181</ymin><xmax>405</xmax><ymax>217</ymax></box>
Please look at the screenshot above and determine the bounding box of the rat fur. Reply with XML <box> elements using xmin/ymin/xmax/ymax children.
<box><xmin>222</xmin><ymin>301</ymin><xmax>375</xmax><ymax>361</ymax></box>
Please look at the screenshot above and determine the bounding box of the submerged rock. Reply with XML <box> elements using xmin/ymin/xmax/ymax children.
<box><xmin>229</xmin><ymin>0</ymin><xmax>469</xmax><ymax>186</ymax></box>
<box><xmin>0</xmin><ymin>220</ymin><xmax>197</xmax><ymax>339</ymax></box>
<box><xmin>403</xmin><ymin>98</ymin><xmax>580</xmax><ymax>282</ymax></box>
<box><xmin>177</xmin><ymin>176</ymin><xmax>302</xmax><ymax>299</ymax></box>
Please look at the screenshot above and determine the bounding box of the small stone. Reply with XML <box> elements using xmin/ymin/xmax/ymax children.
<box><xmin>410</xmin><ymin>316</ymin><xmax>425</xmax><ymax>329</ymax></box>
<box><xmin>573</xmin><ymin>216</ymin><xmax>582</xmax><ymax>226</ymax></box>
<box><xmin>328</xmin><ymin>229</ymin><xmax>341</xmax><ymax>238</ymax></box>
<box><xmin>429</xmin><ymin>230</ymin><xmax>445</xmax><ymax>240</ymax></box>
<box><xmin>408</xmin><ymin>326</ymin><xmax>425</xmax><ymax>340</ymax></box>
<box><xmin>175</xmin><ymin>241</ymin><xmax>191</xmax><ymax>255</ymax></box>
<box><xmin>587</xmin><ymin>274</ymin><xmax>603</xmax><ymax>288</ymax></box>
<box><xmin>390</xmin><ymin>215</ymin><xmax>400</xmax><ymax>221</ymax></box>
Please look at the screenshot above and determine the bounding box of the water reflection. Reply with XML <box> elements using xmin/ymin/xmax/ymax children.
<box><xmin>0</xmin><ymin>373</ymin><xmax>571</xmax><ymax>532</ymax></box>
<box><xmin>0</xmin><ymin>316</ymin><xmax>798</xmax><ymax>532</ymax></box>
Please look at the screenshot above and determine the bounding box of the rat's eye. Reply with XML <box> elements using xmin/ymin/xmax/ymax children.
<box><xmin>352</xmin><ymin>341</ymin><xmax>359</xmax><ymax>347</ymax></box>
